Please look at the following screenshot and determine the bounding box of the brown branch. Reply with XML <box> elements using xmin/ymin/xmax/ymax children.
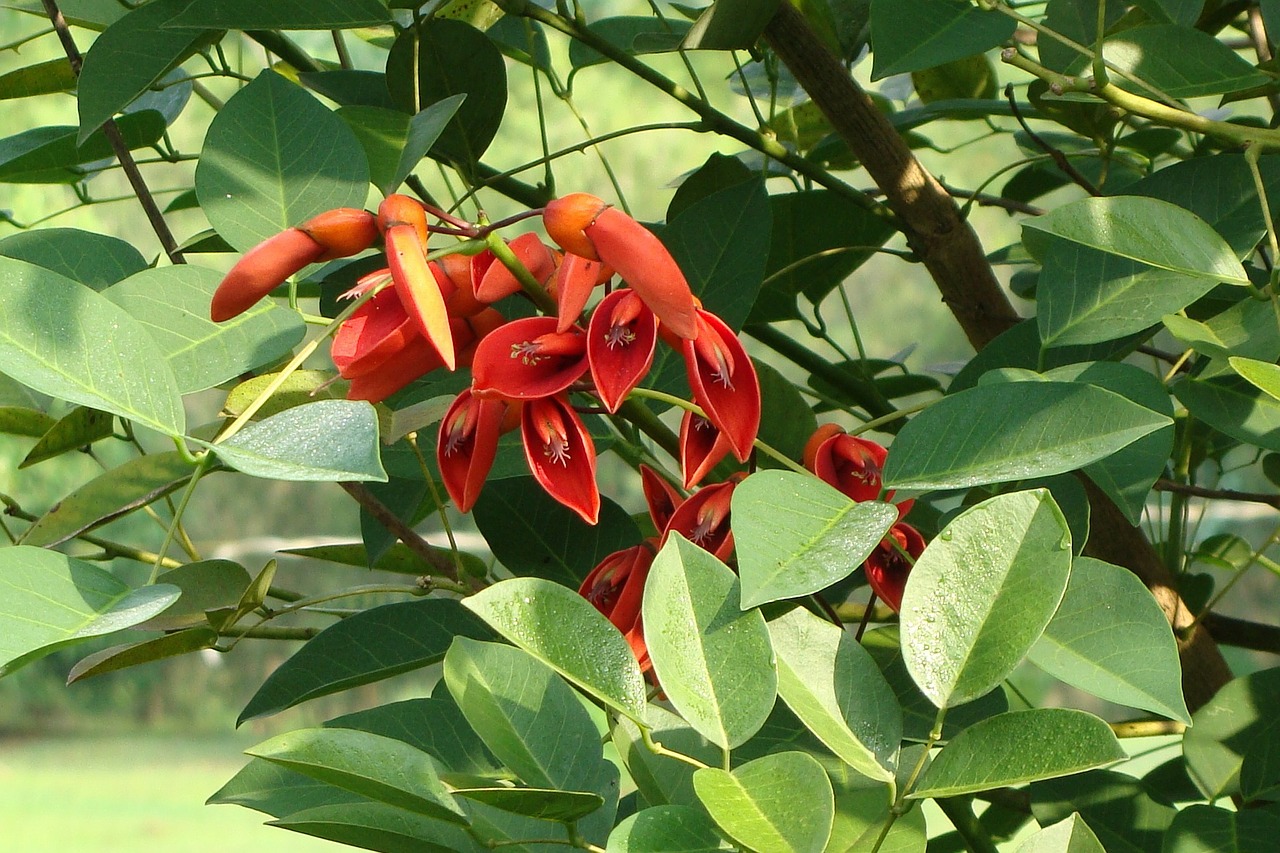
<box><xmin>42</xmin><ymin>0</ymin><xmax>185</xmax><ymax>264</ymax></box>
<box><xmin>764</xmin><ymin>3</ymin><xmax>1232</xmax><ymax>710</ymax></box>
<box><xmin>938</xmin><ymin>183</ymin><xmax>1046</xmax><ymax>217</ymax></box>
<box><xmin>337</xmin><ymin>481</ymin><xmax>467</xmax><ymax>586</ymax></box>
<box><xmin>1004</xmin><ymin>84</ymin><xmax>1101</xmax><ymax>197</ymax></box>
<box><xmin>1202</xmin><ymin>612</ymin><xmax>1280</xmax><ymax>654</ymax></box>
<box><xmin>1154</xmin><ymin>479</ymin><xmax>1280</xmax><ymax>509</ymax></box>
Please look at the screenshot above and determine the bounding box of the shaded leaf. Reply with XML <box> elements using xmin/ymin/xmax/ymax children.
<box><xmin>67</xmin><ymin>626</ymin><xmax>219</xmax><ymax>683</ymax></box>
<box><xmin>869</xmin><ymin>0</ymin><xmax>1015</xmax><ymax>79</ymax></box>
<box><xmin>1183</xmin><ymin>666</ymin><xmax>1280</xmax><ymax>800</ymax></box>
<box><xmin>694</xmin><ymin>752</ymin><xmax>834</xmax><ymax>853</ymax></box>
<box><xmin>165</xmin><ymin>0</ymin><xmax>390</xmax><ymax>29</ymax></box>
<box><xmin>0</xmin><ymin>228</ymin><xmax>146</xmax><ymax>290</ymax></box>
<box><xmin>139</xmin><ymin>559</ymin><xmax>252</xmax><ymax>631</ymax></box>
<box><xmin>20</xmin><ymin>406</ymin><xmax>113</xmax><ymax>468</ymax></box>
<box><xmin>608</xmin><ymin>804</ymin><xmax>730</xmax><ymax>852</ymax></box>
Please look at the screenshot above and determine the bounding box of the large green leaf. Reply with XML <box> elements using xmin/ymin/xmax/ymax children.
<box><xmin>1015</xmin><ymin>813</ymin><xmax>1106</xmax><ymax>853</ymax></box>
<box><xmin>0</xmin><ymin>546</ymin><xmax>179</xmax><ymax>675</ymax></box>
<box><xmin>1163</xmin><ymin>805</ymin><xmax>1280</xmax><ymax>853</ymax></box>
<box><xmin>1173</xmin><ymin>377</ymin><xmax>1280</xmax><ymax>452</ymax></box>
<box><xmin>105</xmin><ymin>266</ymin><xmax>305</xmax><ymax>395</ymax></box>
<box><xmin>165</xmin><ymin>0</ymin><xmax>391</xmax><ymax>29</ymax></box>
<box><xmin>694</xmin><ymin>752</ymin><xmax>834</xmax><ymax>853</ymax></box>
<box><xmin>0</xmin><ymin>228</ymin><xmax>145</xmax><ymax>290</ymax></box>
<box><xmin>21</xmin><ymin>450</ymin><xmax>198</xmax><ymax>547</ymax></box>
<box><xmin>1023</xmin><ymin>196</ymin><xmax>1249</xmax><ymax>285</ymax></box>
<box><xmin>769</xmin><ymin>607</ymin><xmax>901</xmax><ymax>784</ymax></box>
<box><xmin>1028</xmin><ymin>557</ymin><xmax>1190</xmax><ymax>723</ymax></box>
<box><xmin>20</xmin><ymin>406</ymin><xmax>114</xmax><ymax>468</ymax></box>
<box><xmin>67</xmin><ymin>626</ymin><xmax>219</xmax><ymax>683</ymax></box>
<box><xmin>0</xmin><ymin>57</ymin><xmax>77</xmax><ymax>100</ymax></box>
<box><xmin>734</xmin><ymin>471</ymin><xmax>897</xmax><ymax>608</ymax></box>
<box><xmin>75</xmin><ymin>0</ymin><xmax>216</xmax><ymax>142</ymax></box>
<box><xmin>247</xmin><ymin>727</ymin><xmax>468</xmax><ymax>823</ymax></box>
<box><xmin>196</xmin><ymin>70</ymin><xmax>370</xmax><ymax>252</ymax></box>
<box><xmin>386</xmin><ymin>97</ymin><xmax>466</xmax><ymax>194</ymax></box>
<box><xmin>239</xmin><ymin>598</ymin><xmax>491</xmax><ymax>722</ymax></box>
<box><xmin>1183</xmin><ymin>666</ymin><xmax>1280</xmax><ymax>800</ymax></box>
<box><xmin>642</xmin><ymin>535</ymin><xmax>776</xmax><ymax>750</ymax></box>
<box><xmin>911</xmin><ymin>709</ymin><xmax>1124</xmax><ymax>797</ymax></box>
<box><xmin>201</xmin><ymin>400</ymin><xmax>387</xmax><ymax>482</ymax></box>
<box><xmin>682</xmin><ymin>0</ymin><xmax>780</xmax><ymax>50</ymax></box>
<box><xmin>755</xmin><ymin>361</ymin><xmax>819</xmax><ymax>468</ymax></box>
<box><xmin>0</xmin><ymin>113</ymin><xmax>165</xmax><ymax>183</ymax></box>
<box><xmin>140</xmin><ymin>559</ymin><xmax>252</xmax><ymax>631</ymax></box>
<box><xmin>882</xmin><ymin>382</ymin><xmax>1171</xmax><ymax>491</ymax></box>
<box><xmin>901</xmin><ymin>490</ymin><xmax>1071</xmax><ymax>708</ymax></box>
<box><xmin>463</xmin><ymin>577</ymin><xmax>648</xmax><ymax>722</ymax></box>
<box><xmin>208</xmin><ymin>758</ymin><xmax>363</xmax><ymax>817</ymax></box>
<box><xmin>1101</xmin><ymin>25</ymin><xmax>1269</xmax><ymax>99</ymax></box>
<box><xmin>450</xmin><ymin>787</ymin><xmax>602</xmax><ymax>822</ymax></box>
<box><xmin>608</xmin><ymin>804</ymin><xmax>731</xmax><ymax>852</ymax></box>
<box><xmin>869</xmin><ymin>0</ymin><xmax>1015</xmax><ymax>79</ymax></box>
<box><xmin>269</xmin><ymin>802</ymin><xmax>484</xmax><ymax>853</ymax></box>
<box><xmin>1031</xmin><ymin>770</ymin><xmax>1175</xmax><ymax>853</ymax></box>
<box><xmin>0</xmin><ymin>258</ymin><xmax>185</xmax><ymax>436</ymax></box>
<box><xmin>569</xmin><ymin>16</ymin><xmax>692</xmax><ymax>68</ymax></box>
<box><xmin>328</xmin><ymin>695</ymin><xmax>501</xmax><ymax>777</ymax></box>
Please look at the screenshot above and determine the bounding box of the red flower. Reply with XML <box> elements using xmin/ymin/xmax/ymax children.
<box><xmin>470</xmin><ymin>316</ymin><xmax>589</xmax><ymax>400</ymax></box>
<box><xmin>554</xmin><ymin>252</ymin><xmax>610</xmax><ymax>333</ymax></box>
<box><xmin>640</xmin><ymin>464</ymin><xmax>682</xmax><ymax>533</ymax></box>
<box><xmin>682</xmin><ymin>309</ymin><xmax>760</xmax><ymax>463</ymax></box>
<box><xmin>864</xmin><ymin>522</ymin><xmax>926</xmax><ymax>613</ymax></box>
<box><xmin>522</xmin><ymin>394</ymin><xmax>600</xmax><ymax>524</ymax></box>
<box><xmin>662</xmin><ymin>477</ymin><xmax>739</xmax><ymax>562</ymax></box>
<box><xmin>380</xmin><ymin>194</ymin><xmax>457</xmax><ymax>370</ymax></box>
<box><xmin>331</xmin><ymin>285</ymin><xmax>415</xmax><ymax>379</ymax></box>
<box><xmin>678</xmin><ymin>410</ymin><xmax>733</xmax><ymax>489</ymax></box>
<box><xmin>804</xmin><ymin>426</ymin><xmax>911</xmax><ymax>516</ymax></box>
<box><xmin>437</xmin><ymin>389</ymin><xmax>505</xmax><ymax>513</ymax></box>
<box><xmin>579</xmin><ymin>539</ymin><xmax>657</xmax><ymax>672</ymax></box>
<box><xmin>587</xmin><ymin>288</ymin><xmax>657</xmax><ymax>413</ymax></box>
<box><xmin>474</xmin><ymin>232</ymin><xmax>557</xmax><ymax>303</ymax></box>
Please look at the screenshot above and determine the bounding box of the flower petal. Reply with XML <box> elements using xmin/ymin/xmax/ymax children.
<box><xmin>640</xmin><ymin>464</ymin><xmax>681</xmax><ymax>533</ymax></box>
<box><xmin>662</xmin><ymin>478</ymin><xmax>737</xmax><ymax>562</ymax></box>
<box><xmin>522</xmin><ymin>395</ymin><xmax>599</xmax><ymax>524</ymax></box>
<box><xmin>385</xmin><ymin>224</ymin><xmax>456</xmax><ymax>370</ymax></box>
<box><xmin>438</xmin><ymin>389</ymin><xmax>505</xmax><ymax>513</ymax></box>
<box><xmin>682</xmin><ymin>309</ymin><xmax>760</xmax><ymax>463</ymax></box>
<box><xmin>555</xmin><ymin>252</ymin><xmax>606</xmax><ymax>333</ymax></box>
<box><xmin>474</xmin><ymin>232</ymin><xmax>556</xmax><ymax>303</ymax></box>
<box><xmin>585</xmin><ymin>206</ymin><xmax>697</xmax><ymax>340</ymax></box>
<box><xmin>678</xmin><ymin>410</ymin><xmax>734</xmax><ymax>489</ymax></box>
<box><xmin>470</xmin><ymin>316</ymin><xmax>589</xmax><ymax>400</ymax></box>
<box><xmin>587</xmin><ymin>288</ymin><xmax>657</xmax><ymax>413</ymax></box>
<box><xmin>331</xmin><ymin>287</ymin><xmax>416</xmax><ymax>379</ymax></box>
<box><xmin>865</xmin><ymin>522</ymin><xmax>926</xmax><ymax>613</ymax></box>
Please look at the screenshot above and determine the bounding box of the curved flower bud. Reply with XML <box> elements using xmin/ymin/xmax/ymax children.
<box><xmin>587</xmin><ymin>288</ymin><xmax>657</xmax><ymax>413</ymax></box>
<box><xmin>555</xmin><ymin>252</ymin><xmax>608</xmax><ymax>333</ymax></box>
<box><xmin>679</xmin><ymin>410</ymin><xmax>734</xmax><ymax>489</ymax></box>
<box><xmin>864</xmin><ymin>522</ymin><xmax>926</xmax><ymax>613</ymax></box>
<box><xmin>682</xmin><ymin>309</ymin><xmax>760</xmax><ymax>463</ymax></box>
<box><xmin>377</xmin><ymin>193</ymin><xmax>430</xmax><ymax>244</ymax></box>
<box><xmin>438</xmin><ymin>389</ymin><xmax>505</xmax><ymax>513</ymax></box>
<box><xmin>662</xmin><ymin>477</ymin><xmax>739</xmax><ymax>562</ymax></box>
<box><xmin>301</xmin><ymin>208</ymin><xmax>379</xmax><ymax>261</ymax></box>
<box><xmin>522</xmin><ymin>394</ymin><xmax>600</xmax><ymax>525</ymax></box>
<box><xmin>543</xmin><ymin>192</ymin><xmax>608</xmax><ymax>260</ymax></box>
<box><xmin>471</xmin><ymin>316</ymin><xmax>588</xmax><ymax>400</ymax></box>
<box><xmin>474</xmin><ymin>232</ymin><xmax>556</xmax><ymax>304</ymax></box>
<box><xmin>211</xmin><ymin>228</ymin><xmax>325</xmax><ymax>322</ymax></box>
<box><xmin>640</xmin><ymin>464</ymin><xmax>682</xmax><ymax>534</ymax></box>
<box><xmin>385</xmin><ymin>223</ymin><xmax>455</xmax><ymax>370</ymax></box>
<box><xmin>805</xmin><ymin>426</ymin><xmax>911</xmax><ymax>516</ymax></box>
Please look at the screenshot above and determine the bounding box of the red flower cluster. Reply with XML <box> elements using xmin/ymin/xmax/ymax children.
<box><xmin>803</xmin><ymin>425</ymin><xmax>925</xmax><ymax>612</ymax></box>
<box><xmin>208</xmin><ymin>192</ymin><xmax>762</xmax><ymax>526</ymax></box>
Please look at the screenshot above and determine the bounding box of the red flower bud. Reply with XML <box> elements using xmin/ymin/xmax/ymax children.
<box><xmin>865</xmin><ymin>522</ymin><xmax>926</xmax><ymax>613</ymax></box>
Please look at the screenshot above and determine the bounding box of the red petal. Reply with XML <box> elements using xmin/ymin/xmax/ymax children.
<box><xmin>663</xmin><ymin>479</ymin><xmax>736</xmax><ymax>562</ymax></box>
<box><xmin>386</xmin><ymin>224</ymin><xmax>456</xmax><ymax>370</ymax></box>
<box><xmin>438</xmin><ymin>389</ymin><xmax>504</xmax><ymax>513</ymax></box>
<box><xmin>587</xmin><ymin>289</ymin><xmax>657</xmax><ymax>413</ymax></box>
<box><xmin>555</xmin><ymin>253</ymin><xmax>606</xmax><ymax>333</ymax></box>
<box><xmin>640</xmin><ymin>464</ymin><xmax>682</xmax><ymax>533</ymax></box>
<box><xmin>345</xmin><ymin>334</ymin><xmax>444</xmax><ymax>403</ymax></box>
<box><xmin>679</xmin><ymin>410</ymin><xmax>733</xmax><ymax>489</ymax></box>
<box><xmin>331</xmin><ymin>287</ymin><xmax>416</xmax><ymax>379</ymax></box>
<box><xmin>522</xmin><ymin>395</ymin><xmax>599</xmax><ymax>524</ymax></box>
<box><xmin>211</xmin><ymin>228</ymin><xmax>324</xmax><ymax>321</ymax></box>
<box><xmin>474</xmin><ymin>232</ymin><xmax>556</xmax><ymax>303</ymax></box>
<box><xmin>470</xmin><ymin>316</ymin><xmax>589</xmax><ymax>400</ymax></box>
<box><xmin>865</xmin><ymin>522</ymin><xmax>926</xmax><ymax>613</ymax></box>
<box><xmin>682</xmin><ymin>310</ymin><xmax>760</xmax><ymax>463</ymax></box>
<box><xmin>585</xmin><ymin>206</ymin><xmax>697</xmax><ymax>340</ymax></box>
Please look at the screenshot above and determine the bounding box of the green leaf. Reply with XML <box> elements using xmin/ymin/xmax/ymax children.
<box><xmin>284</xmin><ymin>541</ymin><xmax>487</xmax><ymax>579</ymax></box>
<box><xmin>20</xmin><ymin>406</ymin><xmax>114</xmax><ymax>468</ymax></box>
<box><xmin>0</xmin><ymin>406</ymin><xmax>54</xmax><ymax>438</ymax></box>
<box><xmin>0</xmin><ymin>546</ymin><xmax>179</xmax><ymax>675</ymax></box>
<box><xmin>165</xmin><ymin>0</ymin><xmax>390</xmax><ymax>29</ymax></box>
<box><xmin>1183</xmin><ymin>667</ymin><xmax>1280</xmax><ymax>800</ymax></box>
<box><xmin>912</xmin><ymin>54</ymin><xmax>997</xmax><ymax>102</ymax></box>
<box><xmin>643</xmin><ymin>535</ymin><xmax>776</xmax><ymax>750</ymax></box>
<box><xmin>338</xmin><ymin>105</ymin><xmax>412</xmax><ymax>196</ymax></box>
<box><xmin>452</xmin><ymin>787</ymin><xmax>603</xmax><ymax>822</ymax></box>
<box><xmin>911</xmin><ymin>709</ymin><xmax>1124</xmax><ymax>798</ymax></box>
<box><xmin>201</xmin><ymin>399</ymin><xmax>388</xmax><ymax>482</ymax></box>
<box><xmin>682</xmin><ymin>0</ymin><xmax>780</xmax><ymax>50</ymax></box>
<box><xmin>196</xmin><ymin>70</ymin><xmax>370</xmax><ymax>252</ymax></box>
<box><xmin>328</xmin><ymin>695</ymin><xmax>501</xmax><ymax>777</ymax></box>
<box><xmin>0</xmin><ymin>258</ymin><xmax>185</xmax><ymax>436</ymax></box>
<box><xmin>222</xmin><ymin>369</ymin><xmax>347</xmax><ymax>421</ymax></box>
<box><xmin>472</xmin><ymin>478</ymin><xmax>640</xmax><ymax>586</ymax></box>
<box><xmin>66</xmin><ymin>626</ymin><xmax>219</xmax><ymax>683</ymax></box>
<box><xmin>248</xmin><ymin>727</ymin><xmax>468</xmax><ymax>823</ymax></box>
<box><xmin>1173</xmin><ymin>377</ymin><xmax>1280</xmax><ymax>452</ymax></box>
<box><xmin>608</xmin><ymin>804</ymin><xmax>731</xmax><ymax>852</ymax></box>
<box><xmin>902</xmin><ymin>490</ymin><xmax>1071</xmax><ymax>708</ymax></box>
<box><xmin>443</xmin><ymin>637</ymin><xmax>608</xmax><ymax>791</ymax></box>
<box><xmin>0</xmin><ymin>58</ymin><xmax>77</xmax><ymax>100</ymax></box>
<box><xmin>612</xmin><ymin>707</ymin><xmax>721</xmax><ymax>808</ymax></box>
<box><xmin>1015</xmin><ymin>813</ymin><xmax>1106</xmax><ymax>853</ymax></box>
<box><xmin>1023</xmin><ymin>196</ymin><xmax>1250</xmax><ymax>285</ymax></box>
<box><xmin>387</xmin><ymin>96</ymin><xmax>467</xmax><ymax>194</ymax></box>
<box><xmin>769</xmin><ymin>607</ymin><xmax>901</xmax><ymax>783</ymax></box>
<box><xmin>139</xmin><ymin>559</ymin><xmax>252</xmax><ymax>631</ymax></box>
<box><xmin>1028</xmin><ymin>557</ymin><xmax>1190</xmax><ymax>723</ymax></box>
<box><xmin>463</xmin><ymin>577</ymin><xmax>648</xmax><ymax>722</ymax></box>
<box><xmin>0</xmin><ymin>228</ymin><xmax>146</xmax><ymax>289</ymax></box>
<box><xmin>21</xmin><ymin>450</ymin><xmax>198</xmax><ymax>547</ymax></box>
<box><xmin>570</xmin><ymin>16</ymin><xmax>692</xmax><ymax>67</ymax></box>
<box><xmin>1102</xmin><ymin>25</ymin><xmax>1269</xmax><ymax>99</ymax></box>
<box><xmin>239</xmin><ymin>598</ymin><xmax>491</xmax><ymax>722</ymax></box>
<box><xmin>734</xmin><ymin>470</ymin><xmax>897</xmax><ymax>608</ymax></box>
<box><xmin>754</xmin><ymin>361</ymin><xmax>819</xmax><ymax>466</ymax></box>
<box><xmin>269</xmin><ymin>802</ymin><xmax>484</xmax><ymax>853</ymax></box>
<box><xmin>882</xmin><ymin>382</ymin><xmax>1171</xmax><ymax>491</ymax></box>
<box><xmin>105</xmin><ymin>266</ymin><xmax>305</xmax><ymax>395</ymax></box>
<box><xmin>694</xmin><ymin>752</ymin><xmax>834</xmax><ymax>853</ymax></box>
<box><xmin>0</xmin><ymin>113</ymin><xmax>167</xmax><ymax>184</ymax></box>
<box><xmin>208</xmin><ymin>758</ymin><xmax>363</xmax><ymax>817</ymax></box>
<box><xmin>1031</xmin><ymin>770</ymin><xmax>1175</xmax><ymax>853</ymax></box>
<box><xmin>301</xmin><ymin>70</ymin><xmax>397</xmax><ymax>109</ymax></box>
<box><xmin>1229</xmin><ymin>356</ymin><xmax>1280</xmax><ymax>402</ymax></box>
<box><xmin>869</xmin><ymin>0</ymin><xmax>1015</xmax><ymax>79</ymax></box>
<box><xmin>76</xmin><ymin>0</ymin><xmax>216</xmax><ymax>142</ymax></box>
<box><xmin>1163</xmin><ymin>804</ymin><xmax>1280</xmax><ymax>853</ymax></box>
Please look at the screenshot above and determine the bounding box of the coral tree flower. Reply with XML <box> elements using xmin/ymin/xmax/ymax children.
<box><xmin>804</xmin><ymin>425</ymin><xmax>911</xmax><ymax>515</ymax></box>
<box><xmin>587</xmin><ymin>288</ymin><xmax>657</xmax><ymax>413</ymax></box>
<box><xmin>579</xmin><ymin>540</ymin><xmax>657</xmax><ymax>672</ymax></box>
<box><xmin>438</xmin><ymin>389</ymin><xmax>505</xmax><ymax>514</ymax></box>
<box><xmin>522</xmin><ymin>394</ymin><xmax>600</xmax><ymax>525</ymax></box>
<box><xmin>470</xmin><ymin>316</ymin><xmax>589</xmax><ymax>400</ymax></box>
<box><xmin>640</xmin><ymin>464</ymin><xmax>682</xmax><ymax>533</ymax></box>
<box><xmin>661</xmin><ymin>476</ymin><xmax>740</xmax><ymax>563</ymax></box>
<box><xmin>678</xmin><ymin>410</ymin><xmax>734</xmax><ymax>489</ymax></box>
<box><xmin>379</xmin><ymin>194</ymin><xmax>457</xmax><ymax>370</ymax></box>
<box><xmin>864</xmin><ymin>522</ymin><xmax>925</xmax><ymax>613</ymax></box>
<box><xmin>683</xmin><ymin>309</ymin><xmax>760</xmax><ymax>463</ymax></box>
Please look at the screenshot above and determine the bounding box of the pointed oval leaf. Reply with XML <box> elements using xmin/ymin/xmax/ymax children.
<box><xmin>911</xmin><ymin>709</ymin><xmax>1125</xmax><ymax>798</ymax></box>
<box><xmin>248</xmin><ymin>727</ymin><xmax>468</xmax><ymax>823</ymax></box>
<box><xmin>902</xmin><ymin>489</ymin><xmax>1072</xmax><ymax>708</ymax></box>
<box><xmin>1173</xmin><ymin>376</ymin><xmax>1280</xmax><ymax>452</ymax></box>
<box><xmin>869</xmin><ymin>0</ymin><xmax>1016</xmax><ymax>79</ymax></box>
<box><xmin>0</xmin><ymin>227</ymin><xmax>146</xmax><ymax>289</ymax></box>
<box><xmin>452</xmin><ymin>787</ymin><xmax>603</xmax><ymax>822</ymax></box>
<box><xmin>769</xmin><ymin>607</ymin><xmax>901</xmax><ymax>784</ymax></box>
<box><xmin>202</xmin><ymin>399</ymin><xmax>387</xmax><ymax>482</ymax></box>
<box><xmin>387</xmin><ymin>96</ymin><xmax>467</xmax><ymax>194</ymax></box>
<box><xmin>463</xmin><ymin>577</ymin><xmax>648</xmax><ymax>722</ymax></box>
<box><xmin>1163</xmin><ymin>804</ymin><xmax>1280</xmax><ymax>853</ymax></box>
<box><xmin>694</xmin><ymin>752</ymin><xmax>834</xmax><ymax>853</ymax></box>
<box><xmin>0</xmin><ymin>407</ymin><xmax>55</xmax><ymax>438</ymax></box>
<box><xmin>608</xmin><ymin>804</ymin><xmax>730</xmax><ymax>853</ymax></box>
<box><xmin>0</xmin><ymin>57</ymin><xmax>77</xmax><ymax>100</ymax></box>
<box><xmin>1023</xmin><ymin>196</ymin><xmax>1249</xmax><ymax>285</ymax></box>
<box><xmin>1183</xmin><ymin>666</ymin><xmax>1280</xmax><ymax>800</ymax></box>
<box><xmin>196</xmin><ymin>70</ymin><xmax>370</xmax><ymax>252</ymax></box>
<box><xmin>1030</xmin><ymin>769</ymin><xmax>1176</xmax><ymax>851</ymax></box>
<box><xmin>139</xmin><ymin>559</ymin><xmax>252</xmax><ymax>631</ymax></box>
<box><xmin>165</xmin><ymin>0</ymin><xmax>390</xmax><ymax>28</ymax></box>
<box><xmin>643</xmin><ymin>534</ymin><xmax>776</xmax><ymax>750</ymax></box>
<box><xmin>328</xmin><ymin>695</ymin><xmax>501</xmax><ymax>777</ymax></box>
<box><xmin>67</xmin><ymin>625</ymin><xmax>219</xmax><ymax>683</ymax></box>
<box><xmin>20</xmin><ymin>406</ymin><xmax>114</xmax><ymax>468</ymax></box>
<box><xmin>1229</xmin><ymin>356</ymin><xmax>1280</xmax><ymax>402</ymax></box>
<box><xmin>734</xmin><ymin>470</ymin><xmax>898</xmax><ymax>608</ymax></box>
<box><xmin>1102</xmin><ymin>25</ymin><xmax>1269</xmax><ymax>99</ymax></box>
<box><xmin>1028</xmin><ymin>557</ymin><xmax>1190</xmax><ymax>723</ymax></box>
<box><xmin>240</xmin><ymin>598</ymin><xmax>491</xmax><ymax>722</ymax></box>
<box><xmin>0</xmin><ymin>113</ymin><xmax>166</xmax><ymax>183</ymax></box>
<box><xmin>1015</xmin><ymin>813</ymin><xmax>1106</xmax><ymax>853</ymax></box>
<box><xmin>0</xmin><ymin>258</ymin><xmax>184</xmax><ymax>435</ymax></box>
<box><xmin>882</xmin><ymin>382</ymin><xmax>1171</xmax><ymax>491</ymax></box>
<box><xmin>208</xmin><ymin>757</ymin><xmax>363</xmax><ymax>817</ymax></box>
<box><xmin>268</xmin><ymin>802</ymin><xmax>483</xmax><ymax>853</ymax></box>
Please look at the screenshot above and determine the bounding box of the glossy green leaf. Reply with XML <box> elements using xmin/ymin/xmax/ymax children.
<box><xmin>21</xmin><ymin>450</ymin><xmax>198</xmax><ymax>547</ymax></box>
<box><xmin>269</xmin><ymin>802</ymin><xmax>484</xmax><ymax>853</ymax></box>
<box><xmin>452</xmin><ymin>787</ymin><xmax>602</xmax><ymax>822</ymax></box>
<box><xmin>570</xmin><ymin>16</ymin><xmax>692</xmax><ymax>67</ymax></box>
<box><xmin>337</xmin><ymin>105</ymin><xmax>409</xmax><ymax>197</ymax></box>
<box><xmin>239</xmin><ymin>598</ymin><xmax>491</xmax><ymax>722</ymax></box>
<box><xmin>643</xmin><ymin>535</ymin><xmax>776</xmax><ymax>750</ymax></box>
<box><xmin>683</xmin><ymin>0</ymin><xmax>780</xmax><ymax>49</ymax></box>
<box><xmin>1102</xmin><ymin>25</ymin><xmax>1269</xmax><ymax>99</ymax></box>
<box><xmin>734</xmin><ymin>470</ymin><xmax>898</xmax><ymax>608</ymax></box>
<box><xmin>869</xmin><ymin>0</ymin><xmax>1015</xmax><ymax>79</ymax></box>
<box><xmin>911</xmin><ymin>709</ymin><xmax>1124</xmax><ymax>798</ymax></box>
<box><xmin>196</xmin><ymin>70</ymin><xmax>370</xmax><ymax>252</ymax></box>
<box><xmin>902</xmin><ymin>490</ymin><xmax>1071</xmax><ymax>708</ymax></box>
<box><xmin>66</xmin><ymin>626</ymin><xmax>219</xmax><ymax>683</ymax></box>
<box><xmin>608</xmin><ymin>804</ymin><xmax>730</xmax><ymax>852</ymax></box>
<box><xmin>444</xmin><ymin>638</ymin><xmax>607</xmax><ymax>790</ymax></box>
<box><xmin>1024</xmin><ymin>196</ymin><xmax>1249</xmax><ymax>285</ymax></box>
<box><xmin>0</xmin><ymin>58</ymin><xmax>76</xmax><ymax>100</ymax></box>
<box><xmin>165</xmin><ymin>0</ymin><xmax>390</xmax><ymax>28</ymax></box>
<box><xmin>76</xmin><ymin>0</ymin><xmax>215</xmax><ymax>142</ymax></box>
<box><xmin>0</xmin><ymin>228</ymin><xmax>146</xmax><ymax>290</ymax></box>
<box><xmin>386</xmin><ymin>96</ymin><xmax>466</xmax><ymax>194</ymax></box>
<box><xmin>612</xmin><ymin>706</ymin><xmax>720</xmax><ymax>808</ymax></box>
<box><xmin>202</xmin><ymin>400</ymin><xmax>387</xmax><ymax>482</ymax></box>
<box><xmin>1031</xmin><ymin>770</ymin><xmax>1175</xmax><ymax>853</ymax></box>
<box><xmin>1163</xmin><ymin>804</ymin><xmax>1280</xmax><ymax>853</ymax></box>
<box><xmin>694</xmin><ymin>752</ymin><xmax>834</xmax><ymax>853</ymax></box>
<box><xmin>769</xmin><ymin>607</ymin><xmax>901</xmax><ymax>783</ymax></box>
<box><xmin>0</xmin><ymin>546</ymin><xmax>179</xmax><ymax>675</ymax></box>
<box><xmin>0</xmin><ymin>112</ymin><xmax>166</xmax><ymax>184</ymax></box>
<box><xmin>20</xmin><ymin>406</ymin><xmax>114</xmax><ymax>468</ymax></box>
<box><xmin>302</xmin><ymin>70</ymin><xmax>397</xmax><ymax>109</ymax></box>
<box><xmin>1183</xmin><ymin>666</ymin><xmax>1280</xmax><ymax>800</ymax></box>
<box><xmin>328</xmin><ymin>695</ymin><xmax>501</xmax><ymax>777</ymax></box>
<box><xmin>882</xmin><ymin>382</ymin><xmax>1171</xmax><ymax>491</ymax></box>
<box><xmin>1015</xmin><ymin>813</ymin><xmax>1106</xmax><ymax>853</ymax></box>
<box><xmin>105</xmin><ymin>266</ymin><xmax>305</xmax><ymax>395</ymax></box>
<box><xmin>463</xmin><ymin>577</ymin><xmax>648</xmax><ymax>721</ymax></box>
<box><xmin>140</xmin><ymin>560</ymin><xmax>252</xmax><ymax>631</ymax></box>
<box><xmin>1173</xmin><ymin>377</ymin><xmax>1280</xmax><ymax>452</ymax></box>
<box><xmin>473</xmin><ymin>478</ymin><xmax>640</xmax><ymax>586</ymax></box>
<box><xmin>1028</xmin><ymin>557</ymin><xmax>1190</xmax><ymax>723</ymax></box>
<box><xmin>208</xmin><ymin>758</ymin><xmax>363</xmax><ymax>817</ymax></box>
<box><xmin>248</xmin><ymin>727</ymin><xmax>467</xmax><ymax>823</ymax></box>
<box><xmin>0</xmin><ymin>258</ymin><xmax>184</xmax><ymax>435</ymax></box>
<box><xmin>1229</xmin><ymin>356</ymin><xmax>1280</xmax><ymax>402</ymax></box>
